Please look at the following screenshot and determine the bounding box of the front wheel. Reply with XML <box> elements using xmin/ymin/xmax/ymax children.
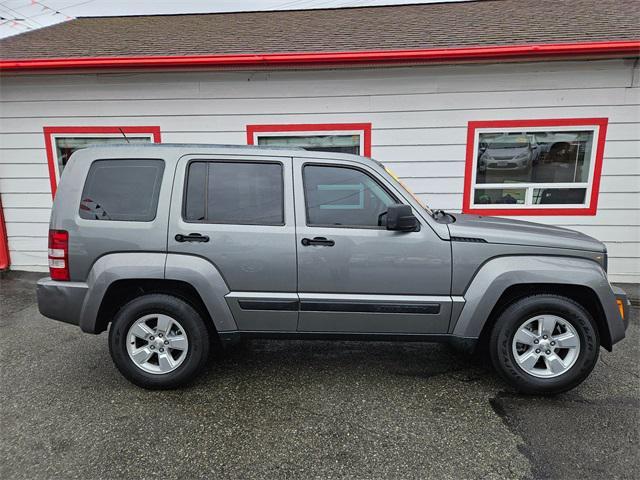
<box><xmin>490</xmin><ymin>294</ymin><xmax>599</xmax><ymax>395</ymax></box>
<box><xmin>109</xmin><ymin>294</ymin><xmax>210</xmax><ymax>389</ymax></box>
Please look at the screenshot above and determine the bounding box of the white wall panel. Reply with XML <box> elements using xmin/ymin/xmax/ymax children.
<box><xmin>0</xmin><ymin>59</ymin><xmax>634</xmax><ymax>101</ymax></box>
<box><xmin>7</xmin><ymin>251</ymin><xmax>47</xmax><ymax>268</ymax></box>
<box><xmin>4</xmin><ymin>222</ymin><xmax>49</xmax><ymax>237</ymax></box>
<box><xmin>0</xmin><ymin>58</ymin><xmax>638</xmax><ymax>281</ymax></box>
<box><xmin>0</xmin><ymin>178</ymin><xmax>50</xmax><ymax>193</ymax></box>
<box><xmin>4</xmin><ymin>208</ymin><xmax>51</xmax><ymax>223</ymax></box>
<box><xmin>2</xmin><ymin>193</ymin><xmax>52</xmax><ymax>208</ymax></box>
<box><xmin>0</xmin><ymin>163</ymin><xmax>49</xmax><ymax>178</ymax></box>
<box><xmin>0</xmin><ymin>149</ymin><xmax>46</xmax><ymax>163</ymax></box>
<box><xmin>8</xmin><ymin>236</ymin><xmax>47</xmax><ymax>251</ymax></box>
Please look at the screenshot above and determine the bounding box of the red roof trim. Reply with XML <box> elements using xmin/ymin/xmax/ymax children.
<box><xmin>2</xmin><ymin>41</ymin><xmax>639</xmax><ymax>71</ymax></box>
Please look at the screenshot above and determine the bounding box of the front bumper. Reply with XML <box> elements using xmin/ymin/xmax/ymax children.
<box><xmin>612</xmin><ymin>285</ymin><xmax>630</xmax><ymax>332</ymax></box>
<box><xmin>37</xmin><ymin>277</ymin><xmax>88</xmax><ymax>327</ymax></box>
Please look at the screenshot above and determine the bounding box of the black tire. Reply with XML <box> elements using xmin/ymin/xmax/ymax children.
<box><xmin>109</xmin><ymin>294</ymin><xmax>210</xmax><ymax>389</ymax></box>
<box><xmin>490</xmin><ymin>294</ymin><xmax>599</xmax><ymax>395</ymax></box>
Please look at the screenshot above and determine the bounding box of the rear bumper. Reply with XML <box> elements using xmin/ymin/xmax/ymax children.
<box><xmin>36</xmin><ymin>277</ymin><xmax>88</xmax><ymax>327</ymax></box>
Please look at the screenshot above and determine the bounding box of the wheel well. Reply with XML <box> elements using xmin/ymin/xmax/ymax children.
<box><xmin>477</xmin><ymin>283</ymin><xmax>612</xmax><ymax>351</ymax></box>
<box><xmin>95</xmin><ymin>279</ymin><xmax>217</xmax><ymax>338</ymax></box>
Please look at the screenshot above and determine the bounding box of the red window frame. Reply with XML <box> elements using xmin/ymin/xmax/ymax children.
<box><xmin>462</xmin><ymin>118</ymin><xmax>608</xmax><ymax>216</ymax></box>
<box><xmin>246</xmin><ymin>123</ymin><xmax>372</xmax><ymax>157</ymax></box>
<box><xmin>0</xmin><ymin>197</ymin><xmax>9</xmax><ymax>270</ymax></box>
<box><xmin>43</xmin><ymin>126</ymin><xmax>162</xmax><ymax>197</ymax></box>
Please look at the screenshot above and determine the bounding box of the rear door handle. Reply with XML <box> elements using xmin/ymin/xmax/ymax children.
<box><xmin>175</xmin><ymin>233</ymin><xmax>210</xmax><ymax>243</ymax></box>
<box><xmin>301</xmin><ymin>237</ymin><xmax>335</xmax><ymax>247</ymax></box>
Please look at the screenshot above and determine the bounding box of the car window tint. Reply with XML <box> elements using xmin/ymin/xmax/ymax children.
<box><xmin>184</xmin><ymin>161</ymin><xmax>284</xmax><ymax>225</ymax></box>
<box><xmin>303</xmin><ymin>165</ymin><xmax>395</xmax><ymax>227</ymax></box>
<box><xmin>184</xmin><ymin>161</ymin><xmax>206</xmax><ymax>221</ymax></box>
<box><xmin>79</xmin><ymin>159</ymin><xmax>164</xmax><ymax>221</ymax></box>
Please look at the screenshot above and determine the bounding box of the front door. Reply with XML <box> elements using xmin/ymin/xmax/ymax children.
<box><xmin>294</xmin><ymin>159</ymin><xmax>452</xmax><ymax>334</ymax></box>
<box><xmin>168</xmin><ymin>154</ymin><xmax>298</xmax><ymax>331</ymax></box>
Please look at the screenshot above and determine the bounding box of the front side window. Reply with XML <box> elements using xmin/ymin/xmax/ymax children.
<box><xmin>465</xmin><ymin>119</ymin><xmax>607</xmax><ymax>215</ymax></box>
<box><xmin>303</xmin><ymin>165</ymin><xmax>396</xmax><ymax>228</ymax></box>
<box><xmin>79</xmin><ymin>159</ymin><xmax>164</xmax><ymax>221</ymax></box>
<box><xmin>184</xmin><ymin>161</ymin><xmax>284</xmax><ymax>225</ymax></box>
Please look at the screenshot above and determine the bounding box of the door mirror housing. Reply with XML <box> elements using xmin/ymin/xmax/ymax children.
<box><xmin>385</xmin><ymin>204</ymin><xmax>418</xmax><ymax>232</ymax></box>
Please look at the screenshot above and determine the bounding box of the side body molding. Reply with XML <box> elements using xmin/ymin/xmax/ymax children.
<box><xmin>80</xmin><ymin>252</ymin><xmax>166</xmax><ymax>333</ymax></box>
<box><xmin>165</xmin><ymin>254</ymin><xmax>237</xmax><ymax>332</ymax></box>
<box><xmin>450</xmin><ymin>255</ymin><xmax>625</xmax><ymax>346</ymax></box>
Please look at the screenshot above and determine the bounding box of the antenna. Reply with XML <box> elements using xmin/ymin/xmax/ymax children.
<box><xmin>118</xmin><ymin>128</ymin><xmax>130</xmax><ymax>143</ymax></box>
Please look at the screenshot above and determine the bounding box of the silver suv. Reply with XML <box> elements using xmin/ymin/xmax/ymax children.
<box><xmin>37</xmin><ymin>144</ymin><xmax>629</xmax><ymax>393</ymax></box>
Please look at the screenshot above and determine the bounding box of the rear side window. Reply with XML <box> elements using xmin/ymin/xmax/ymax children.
<box><xmin>79</xmin><ymin>159</ymin><xmax>164</xmax><ymax>221</ymax></box>
<box><xmin>184</xmin><ymin>161</ymin><xmax>284</xmax><ymax>225</ymax></box>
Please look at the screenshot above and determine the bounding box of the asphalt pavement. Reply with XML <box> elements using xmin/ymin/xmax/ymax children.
<box><xmin>1</xmin><ymin>272</ymin><xmax>638</xmax><ymax>479</ymax></box>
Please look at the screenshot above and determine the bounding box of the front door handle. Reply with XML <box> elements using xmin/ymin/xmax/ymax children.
<box><xmin>175</xmin><ymin>233</ymin><xmax>210</xmax><ymax>243</ymax></box>
<box><xmin>301</xmin><ymin>237</ymin><xmax>335</xmax><ymax>247</ymax></box>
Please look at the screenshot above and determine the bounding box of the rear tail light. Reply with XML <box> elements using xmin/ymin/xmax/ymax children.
<box><xmin>48</xmin><ymin>229</ymin><xmax>69</xmax><ymax>281</ymax></box>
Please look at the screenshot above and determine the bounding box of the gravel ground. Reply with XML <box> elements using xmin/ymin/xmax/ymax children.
<box><xmin>1</xmin><ymin>272</ymin><xmax>638</xmax><ymax>480</ymax></box>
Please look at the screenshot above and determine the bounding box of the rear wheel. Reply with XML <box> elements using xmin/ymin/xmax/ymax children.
<box><xmin>109</xmin><ymin>294</ymin><xmax>210</xmax><ymax>389</ymax></box>
<box><xmin>490</xmin><ymin>294</ymin><xmax>599</xmax><ymax>395</ymax></box>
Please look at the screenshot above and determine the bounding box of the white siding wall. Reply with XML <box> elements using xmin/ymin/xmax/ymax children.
<box><xmin>0</xmin><ymin>59</ymin><xmax>638</xmax><ymax>281</ymax></box>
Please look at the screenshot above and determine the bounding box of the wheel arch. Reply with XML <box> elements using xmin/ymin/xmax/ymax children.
<box><xmin>451</xmin><ymin>255</ymin><xmax>623</xmax><ymax>351</ymax></box>
<box><xmin>95</xmin><ymin>279</ymin><xmax>218</xmax><ymax>338</ymax></box>
<box><xmin>476</xmin><ymin>283</ymin><xmax>610</xmax><ymax>351</ymax></box>
<box><xmin>80</xmin><ymin>252</ymin><xmax>237</xmax><ymax>335</ymax></box>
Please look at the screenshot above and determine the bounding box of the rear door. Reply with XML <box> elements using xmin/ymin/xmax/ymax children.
<box><xmin>293</xmin><ymin>158</ymin><xmax>452</xmax><ymax>334</ymax></box>
<box><xmin>168</xmin><ymin>154</ymin><xmax>298</xmax><ymax>331</ymax></box>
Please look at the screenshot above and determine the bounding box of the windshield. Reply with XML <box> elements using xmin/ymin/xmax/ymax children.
<box><xmin>485</xmin><ymin>134</ymin><xmax>531</xmax><ymax>150</ymax></box>
<box><xmin>380</xmin><ymin>163</ymin><xmax>433</xmax><ymax>215</ymax></box>
<box><xmin>488</xmin><ymin>142</ymin><xmax>530</xmax><ymax>149</ymax></box>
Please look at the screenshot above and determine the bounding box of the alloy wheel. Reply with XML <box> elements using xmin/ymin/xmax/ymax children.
<box><xmin>126</xmin><ymin>313</ymin><xmax>189</xmax><ymax>374</ymax></box>
<box><xmin>511</xmin><ymin>314</ymin><xmax>581</xmax><ymax>378</ymax></box>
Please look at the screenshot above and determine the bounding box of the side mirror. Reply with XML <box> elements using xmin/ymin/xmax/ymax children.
<box><xmin>385</xmin><ymin>204</ymin><xmax>418</xmax><ymax>232</ymax></box>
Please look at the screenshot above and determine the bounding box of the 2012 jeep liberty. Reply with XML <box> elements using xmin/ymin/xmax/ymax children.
<box><xmin>37</xmin><ymin>144</ymin><xmax>629</xmax><ymax>393</ymax></box>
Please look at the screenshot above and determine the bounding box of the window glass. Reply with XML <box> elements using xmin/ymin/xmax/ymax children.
<box><xmin>79</xmin><ymin>159</ymin><xmax>164</xmax><ymax>221</ymax></box>
<box><xmin>304</xmin><ymin>165</ymin><xmax>396</xmax><ymax>227</ymax></box>
<box><xmin>474</xmin><ymin>188</ymin><xmax>526</xmax><ymax>205</ymax></box>
<box><xmin>184</xmin><ymin>162</ymin><xmax>206</xmax><ymax>221</ymax></box>
<box><xmin>258</xmin><ymin>135</ymin><xmax>360</xmax><ymax>154</ymax></box>
<box><xmin>184</xmin><ymin>161</ymin><xmax>284</xmax><ymax>225</ymax></box>
<box><xmin>532</xmin><ymin>188</ymin><xmax>587</xmax><ymax>205</ymax></box>
<box><xmin>55</xmin><ymin>136</ymin><xmax>151</xmax><ymax>176</ymax></box>
<box><xmin>474</xmin><ymin>129</ymin><xmax>595</xmax><ymax>207</ymax></box>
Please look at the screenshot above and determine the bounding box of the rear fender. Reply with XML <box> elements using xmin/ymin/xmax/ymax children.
<box><xmin>80</xmin><ymin>252</ymin><xmax>237</xmax><ymax>334</ymax></box>
<box><xmin>164</xmin><ymin>254</ymin><xmax>237</xmax><ymax>332</ymax></box>
<box><xmin>80</xmin><ymin>252</ymin><xmax>165</xmax><ymax>333</ymax></box>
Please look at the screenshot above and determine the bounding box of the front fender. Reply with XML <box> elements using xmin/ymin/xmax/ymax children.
<box><xmin>450</xmin><ymin>255</ymin><xmax>625</xmax><ymax>347</ymax></box>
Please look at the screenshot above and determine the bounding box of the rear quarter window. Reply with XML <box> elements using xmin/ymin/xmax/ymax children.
<box><xmin>79</xmin><ymin>159</ymin><xmax>165</xmax><ymax>221</ymax></box>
